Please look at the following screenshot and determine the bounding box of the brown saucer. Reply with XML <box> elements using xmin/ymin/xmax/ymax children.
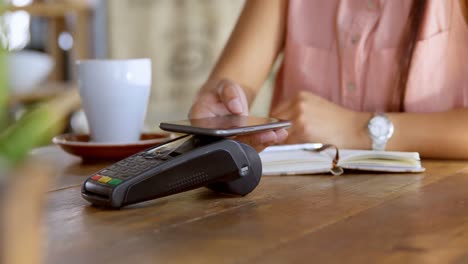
<box><xmin>53</xmin><ymin>133</ymin><xmax>174</xmax><ymax>161</ymax></box>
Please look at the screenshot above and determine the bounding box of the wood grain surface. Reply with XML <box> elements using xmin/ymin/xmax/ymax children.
<box><xmin>31</xmin><ymin>146</ymin><xmax>468</xmax><ymax>264</ymax></box>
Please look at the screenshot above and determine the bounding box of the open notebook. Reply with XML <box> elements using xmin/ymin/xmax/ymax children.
<box><xmin>260</xmin><ymin>144</ymin><xmax>425</xmax><ymax>176</ymax></box>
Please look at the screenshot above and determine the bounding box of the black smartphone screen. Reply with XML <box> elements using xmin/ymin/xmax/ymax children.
<box><xmin>159</xmin><ymin>115</ymin><xmax>291</xmax><ymax>137</ymax></box>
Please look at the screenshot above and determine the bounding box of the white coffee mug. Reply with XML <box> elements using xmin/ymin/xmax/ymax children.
<box><xmin>77</xmin><ymin>59</ymin><xmax>151</xmax><ymax>143</ymax></box>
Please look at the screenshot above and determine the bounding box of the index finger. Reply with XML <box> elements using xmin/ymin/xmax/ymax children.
<box><xmin>217</xmin><ymin>80</ymin><xmax>249</xmax><ymax>115</ymax></box>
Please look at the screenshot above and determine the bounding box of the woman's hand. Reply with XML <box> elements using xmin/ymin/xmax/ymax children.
<box><xmin>189</xmin><ymin>79</ymin><xmax>288</xmax><ymax>151</ymax></box>
<box><xmin>189</xmin><ymin>79</ymin><xmax>249</xmax><ymax>118</ymax></box>
<box><xmin>271</xmin><ymin>91</ymin><xmax>371</xmax><ymax>149</ymax></box>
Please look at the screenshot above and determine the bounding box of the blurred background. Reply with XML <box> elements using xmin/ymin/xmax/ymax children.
<box><xmin>3</xmin><ymin>0</ymin><xmax>276</xmax><ymax>134</ymax></box>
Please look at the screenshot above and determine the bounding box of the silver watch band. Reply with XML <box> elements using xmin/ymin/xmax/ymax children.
<box><xmin>368</xmin><ymin>113</ymin><xmax>394</xmax><ymax>151</ymax></box>
<box><xmin>372</xmin><ymin>141</ymin><xmax>387</xmax><ymax>151</ymax></box>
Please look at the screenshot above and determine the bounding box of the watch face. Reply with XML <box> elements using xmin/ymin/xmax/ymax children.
<box><xmin>368</xmin><ymin>115</ymin><xmax>393</xmax><ymax>139</ymax></box>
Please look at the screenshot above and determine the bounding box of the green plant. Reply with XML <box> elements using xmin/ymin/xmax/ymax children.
<box><xmin>0</xmin><ymin>3</ymin><xmax>7</xmax><ymax>131</ymax></box>
<box><xmin>0</xmin><ymin>89</ymin><xmax>78</xmax><ymax>171</ymax></box>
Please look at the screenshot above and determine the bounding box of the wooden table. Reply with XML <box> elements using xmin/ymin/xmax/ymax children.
<box><xmin>35</xmin><ymin>146</ymin><xmax>468</xmax><ymax>264</ymax></box>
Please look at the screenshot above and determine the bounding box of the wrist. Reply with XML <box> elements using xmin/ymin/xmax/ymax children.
<box><xmin>337</xmin><ymin>110</ymin><xmax>372</xmax><ymax>149</ymax></box>
<box><xmin>352</xmin><ymin>111</ymin><xmax>373</xmax><ymax>149</ymax></box>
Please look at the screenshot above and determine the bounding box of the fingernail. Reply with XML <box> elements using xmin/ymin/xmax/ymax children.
<box><xmin>228</xmin><ymin>98</ymin><xmax>243</xmax><ymax>114</ymax></box>
<box><xmin>277</xmin><ymin>129</ymin><xmax>289</xmax><ymax>142</ymax></box>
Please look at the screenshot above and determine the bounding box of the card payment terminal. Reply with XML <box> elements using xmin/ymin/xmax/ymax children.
<box><xmin>81</xmin><ymin>135</ymin><xmax>262</xmax><ymax>208</ymax></box>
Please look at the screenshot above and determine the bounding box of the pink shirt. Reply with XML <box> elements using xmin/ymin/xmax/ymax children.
<box><xmin>273</xmin><ymin>0</ymin><xmax>468</xmax><ymax>112</ymax></box>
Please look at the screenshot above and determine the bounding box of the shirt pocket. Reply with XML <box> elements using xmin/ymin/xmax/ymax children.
<box><xmin>282</xmin><ymin>40</ymin><xmax>339</xmax><ymax>102</ymax></box>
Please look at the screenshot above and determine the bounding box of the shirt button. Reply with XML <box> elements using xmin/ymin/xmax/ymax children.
<box><xmin>347</xmin><ymin>82</ymin><xmax>356</xmax><ymax>92</ymax></box>
<box><xmin>351</xmin><ymin>34</ymin><xmax>360</xmax><ymax>45</ymax></box>
<box><xmin>367</xmin><ymin>0</ymin><xmax>376</xmax><ymax>10</ymax></box>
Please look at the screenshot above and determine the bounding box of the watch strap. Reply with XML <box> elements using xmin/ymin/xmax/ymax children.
<box><xmin>368</xmin><ymin>113</ymin><xmax>394</xmax><ymax>151</ymax></box>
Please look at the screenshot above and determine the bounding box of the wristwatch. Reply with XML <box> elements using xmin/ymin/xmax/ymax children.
<box><xmin>367</xmin><ymin>113</ymin><xmax>394</xmax><ymax>151</ymax></box>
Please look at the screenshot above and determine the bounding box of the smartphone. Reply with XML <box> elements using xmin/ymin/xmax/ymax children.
<box><xmin>159</xmin><ymin>115</ymin><xmax>291</xmax><ymax>137</ymax></box>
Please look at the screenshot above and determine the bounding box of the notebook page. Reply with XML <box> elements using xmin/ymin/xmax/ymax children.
<box><xmin>339</xmin><ymin>150</ymin><xmax>421</xmax><ymax>162</ymax></box>
<box><xmin>338</xmin><ymin>149</ymin><xmax>424</xmax><ymax>172</ymax></box>
<box><xmin>260</xmin><ymin>147</ymin><xmax>332</xmax><ymax>175</ymax></box>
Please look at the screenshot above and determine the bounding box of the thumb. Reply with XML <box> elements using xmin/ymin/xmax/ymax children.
<box><xmin>216</xmin><ymin>79</ymin><xmax>249</xmax><ymax>115</ymax></box>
